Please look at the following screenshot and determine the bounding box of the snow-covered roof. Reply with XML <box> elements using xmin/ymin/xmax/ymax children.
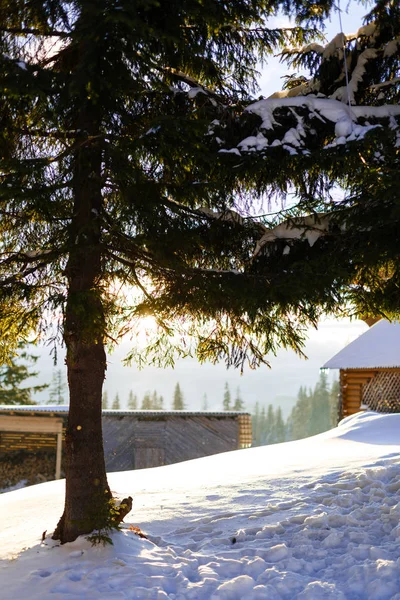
<box><xmin>0</xmin><ymin>405</ymin><xmax>69</xmax><ymax>414</ymax></box>
<box><xmin>0</xmin><ymin>406</ymin><xmax>249</xmax><ymax>417</ymax></box>
<box><xmin>322</xmin><ymin>320</ymin><xmax>400</xmax><ymax>369</ymax></box>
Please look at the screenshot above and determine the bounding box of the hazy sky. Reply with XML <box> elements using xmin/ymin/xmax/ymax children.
<box><xmin>33</xmin><ymin>2</ymin><xmax>369</xmax><ymax>412</ymax></box>
<box><xmin>102</xmin><ymin>318</ymin><xmax>368</xmax><ymax>411</ymax></box>
<box><xmin>34</xmin><ymin>318</ymin><xmax>368</xmax><ymax>411</ymax></box>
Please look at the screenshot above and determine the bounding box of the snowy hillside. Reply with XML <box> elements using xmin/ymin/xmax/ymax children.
<box><xmin>1</xmin><ymin>411</ymin><xmax>400</xmax><ymax>599</ymax></box>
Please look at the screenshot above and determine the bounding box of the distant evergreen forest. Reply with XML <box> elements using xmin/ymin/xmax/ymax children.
<box><xmin>252</xmin><ymin>372</ymin><xmax>339</xmax><ymax>445</ymax></box>
<box><xmin>101</xmin><ymin>371</ymin><xmax>339</xmax><ymax>445</ymax></box>
<box><xmin>0</xmin><ymin>349</ymin><xmax>338</xmax><ymax>443</ymax></box>
<box><xmin>101</xmin><ymin>382</ymin><xmax>186</xmax><ymax>411</ymax></box>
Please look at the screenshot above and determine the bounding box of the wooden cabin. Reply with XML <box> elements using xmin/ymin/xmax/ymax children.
<box><xmin>322</xmin><ymin>320</ymin><xmax>400</xmax><ymax>422</ymax></box>
<box><xmin>0</xmin><ymin>407</ymin><xmax>252</xmax><ymax>483</ymax></box>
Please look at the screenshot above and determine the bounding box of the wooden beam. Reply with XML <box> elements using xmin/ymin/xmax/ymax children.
<box><xmin>55</xmin><ymin>432</ymin><xmax>62</xmax><ymax>480</ymax></box>
<box><xmin>0</xmin><ymin>416</ymin><xmax>63</xmax><ymax>434</ymax></box>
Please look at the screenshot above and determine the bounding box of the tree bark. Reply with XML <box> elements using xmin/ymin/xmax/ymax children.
<box><xmin>53</xmin><ymin>115</ymin><xmax>111</xmax><ymax>543</ymax></box>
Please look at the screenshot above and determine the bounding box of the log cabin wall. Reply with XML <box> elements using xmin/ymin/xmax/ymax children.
<box><xmin>339</xmin><ymin>368</ymin><xmax>400</xmax><ymax>421</ymax></box>
<box><xmin>340</xmin><ymin>369</ymin><xmax>377</xmax><ymax>420</ymax></box>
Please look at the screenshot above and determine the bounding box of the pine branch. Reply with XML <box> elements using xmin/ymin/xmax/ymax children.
<box><xmin>162</xmin><ymin>67</ymin><xmax>222</xmax><ymax>98</ymax></box>
<box><xmin>0</xmin><ymin>27</ymin><xmax>69</xmax><ymax>37</ymax></box>
<box><xmin>0</xmin><ymin>250</ymin><xmax>64</xmax><ymax>287</ymax></box>
<box><xmin>371</xmin><ymin>77</ymin><xmax>400</xmax><ymax>90</ymax></box>
<box><xmin>18</xmin><ymin>128</ymin><xmax>85</xmax><ymax>140</ymax></box>
<box><xmin>0</xmin><ymin>263</ymin><xmax>51</xmax><ymax>286</ymax></box>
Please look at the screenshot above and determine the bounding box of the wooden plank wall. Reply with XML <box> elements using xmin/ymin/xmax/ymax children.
<box><xmin>135</xmin><ymin>447</ymin><xmax>165</xmax><ymax>469</ymax></box>
<box><xmin>164</xmin><ymin>416</ymin><xmax>238</xmax><ymax>465</ymax></box>
<box><xmin>1</xmin><ymin>412</ymin><xmax>249</xmax><ymax>472</ymax></box>
<box><xmin>340</xmin><ymin>369</ymin><xmax>377</xmax><ymax>419</ymax></box>
<box><xmin>103</xmin><ymin>416</ymin><xmax>167</xmax><ymax>470</ymax></box>
<box><xmin>102</xmin><ymin>416</ymin><xmax>136</xmax><ymax>471</ymax></box>
<box><xmin>103</xmin><ymin>415</ymin><xmax>240</xmax><ymax>471</ymax></box>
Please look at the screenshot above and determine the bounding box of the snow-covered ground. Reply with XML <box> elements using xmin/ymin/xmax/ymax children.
<box><xmin>1</xmin><ymin>411</ymin><xmax>400</xmax><ymax>599</ymax></box>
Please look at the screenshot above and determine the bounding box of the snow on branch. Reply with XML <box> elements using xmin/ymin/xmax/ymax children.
<box><xmin>331</xmin><ymin>48</ymin><xmax>379</xmax><ymax>105</ymax></box>
<box><xmin>283</xmin><ymin>42</ymin><xmax>325</xmax><ymax>56</ymax></box>
<box><xmin>276</xmin><ymin>19</ymin><xmax>394</xmax><ymax>104</ymax></box>
<box><xmin>253</xmin><ymin>213</ymin><xmax>331</xmax><ymax>258</ymax></box>
<box><xmin>163</xmin><ymin>67</ymin><xmax>216</xmax><ymax>99</ymax></box>
<box><xmin>371</xmin><ymin>77</ymin><xmax>400</xmax><ymax>91</ymax></box>
<box><xmin>281</xmin><ymin>22</ymin><xmax>379</xmax><ymax>63</ymax></box>
<box><xmin>384</xmin><ymin>38</ymin><xmax>400</xmax><ymax>58</ymax></box>
<box><xmin>197</xmin><ymin>207</ymin><xmax>246</xmax><ymax>226</ymax></box>
<box><xmin>221</xmin><ymin>96</ymin><xmax>400</xmax><ymax>157</ymax></box>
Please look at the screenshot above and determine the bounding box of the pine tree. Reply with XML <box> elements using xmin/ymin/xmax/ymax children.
<box><xmin>329</xmin><ymin>379</ymin><xmax>340</xmax><ymax>426</ymax></box>
<box><xmin>265</xmin><ymin>404</ymin><xmax>276</xmax><ymax>444</ymax></box>
<box><xmin>219</xmin><ymin>2</ymin><xmax>400</xmax><ymax>326</ymax></box>
<box><xmin>252</xmin><ymin>403</ymin><xmax>287</xmax><ymax>446</ymax></box>
<box><xmin>285</xmin><ymin>409</ymin><xmax>293</xmax><ymax>442</ymax></box>
<box><xmin>259</xmin><ymin>406</ymin><xmax>267</xmax><ymax>444</ymax></box>
<box><xmin>3</xmin><ymin>0</ymin><xmax>392</xmax><ymax>543</ymax></box>
<box><xmin>233</xmin><ymin>386</ymin><xmax>245</xmax><ymax>411</ymax></box>
<box><xmin>311</xmin><ymin>371</ymin><xmax>331</xmax><ymax>434</ymax></box>
<box><xmin>274</xmin><ymin>407</ymin><xmax>286</xmax><ymax>443</ymax></box>
<box><xmin>112</xmin><ymin>393</ymin><xmax>121</xmax><ymax>410</ymax></box>
<box><xmin>0</xmin><ymin>344</ymin><xmax>48</xmax><ymax>405</ymax></box>
<box><xmin>288</xmin><ymin>386</ymin><xmax>313</xmax><ymax>441</ymax></box>
<box><xmin>138</xmin><ymin>389</ymin><xmax>165</xmax><ymax>410</ymax></box>
<box><xmin>288</xmin><ymin>375</ymin><xmax>339</xmax><ymax>441</ymax></box>
<box><xmin>202</xmin><ymin>393</ymin><xmax>209</xmax><ymax>411</ymax></box>
<box><xmin>127</xmin><ymin>391</ymin><xmax>137</xmax><ymax>410</ymax></box>
<box><xmin>151</xmin><ymin>390</ymin><xmax>164</xmax><ymax>410</ymax></box>
<box><xmin>102</xmin><ymin>391</ymin><xmax>109</xmax><ymax>410</ymax></box>
<box><xmin>252</xmin><ymin>402</ymin><xmax>261</xmax><ymax>446</ymax></box>
<box><xmin>172</xmin><ymin>383</ymin><xmax>185</xmax><ymax>410</ymax></box>
<box><xmin>223</xmin><ymin>382</ymin><xmax>232</xmax><ymax>411</ymax></box>
<box><xmin>48</xmin><ymin>369</ymin><xmax>67</xmax><ymax>405</ymax></box>
<box><xmin>141</xmin><ymin>392</ymin><xmax>152</xmax><ymax>410</ymax></box>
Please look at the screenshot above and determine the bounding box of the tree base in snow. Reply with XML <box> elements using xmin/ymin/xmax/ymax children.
<box><xmin>52</xmin><ymin>495</ymin><xmax>133</xmax><ymax>544</ymax></box>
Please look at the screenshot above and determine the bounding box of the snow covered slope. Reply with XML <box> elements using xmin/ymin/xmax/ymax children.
<box><xmin>1</xmin><ymin>411</ymin><xmax>400</xmax><ymax>599</ymax></box>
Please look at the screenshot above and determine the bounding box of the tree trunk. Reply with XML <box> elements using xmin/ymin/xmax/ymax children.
<box><xmin>53</xmin><ymin>117</ymin><xmax>111</xmax><ymax>543</ymax></box>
